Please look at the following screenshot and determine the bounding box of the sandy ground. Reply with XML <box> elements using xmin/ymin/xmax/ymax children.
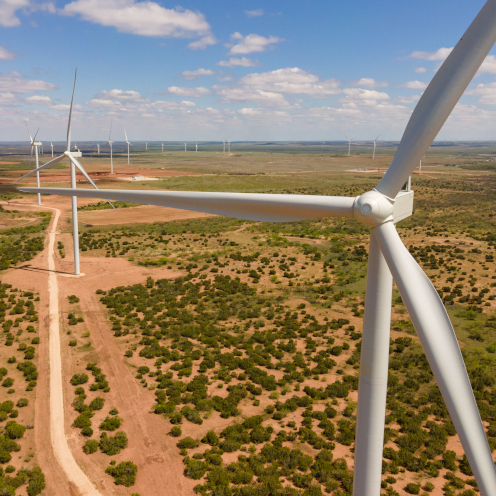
<box><xmin>79</xmin><ymin>204</ymin><xmax>215</xmax><ymax>226</ymax></box>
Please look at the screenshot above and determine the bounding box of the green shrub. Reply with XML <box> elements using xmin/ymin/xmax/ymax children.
<box><xmin>171</xmin><ymin>426</ymin><xmax>182</xmax><ymax>437</ymax></box>
<box><xmin>5</xmin><ymin>421</ymin><xmax>26</xmax><ymax>439</ymax></box>
<box><xmin>71</xmin><ymin>373</ymin><xmax>89</xmax><ymax>385</ymax></box>
<box><xmin>100</xmin><ymin>416</ymin><xmax>123</xmax><ymax>431</ymax></box>
<box><xmin>106</xmin><ymin>461</ymin><xmax>138</xmax><ymax>486</ymax></box>
<box><xmin>99</xmin><ymin>432</ymin><xmax>128</xmax><ymax>455</ymax></box>
<box><xmin>177</xmin><ymin>437</ymin><xmax>198</xmax><ymax>449</ymax></box>
<box><xmin>83</xmin><ymin>440</ymin><xmax>99</xmax><ymax>454</ymax></box>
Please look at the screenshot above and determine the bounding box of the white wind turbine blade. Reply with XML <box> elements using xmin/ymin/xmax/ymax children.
<box><xmin>66</xmin><ymin>69</ymin><xmax>77</xmax><ymax>152</ymax></box>
<box><xmin>124</xmin><ymin>130</ymin><xmax>128</xmax><ymax>143</ymax></box>
<box><xmin>16</xmin><ymin>188</ymin><xmax>355</xmax><ymax>222</ymax></box>
<box><xmin>25</xmin><ymin>121</ymin><xmax>33</xmax><ymax>143</ymax></box>
<box><xmin>374</xmin><ymin>133</ymin><xmax>381</xmax><ymax>142</ymax></box>
<box><xmin>14</xmin><ymin>154</ymin><xmax>66</xmax><ymax>183</ymax></box>
<box><xmin>67</xmin><ymin>156</ymin><xmax>116</xmax><ymax>210</ymax></box>
<box><xmin>374</xmin><ymin>221</ymin><xmax>496</xmax><ymax>494</ymax></box>
<box><xmin>32</xmin><ymin>128</ymin><xmax>39</xmax><ymax>143</ymax></box>
<box><xmin>377</xmin><ymin>0</ymin><xmax>496</xmax><ymax>199</ymax></box>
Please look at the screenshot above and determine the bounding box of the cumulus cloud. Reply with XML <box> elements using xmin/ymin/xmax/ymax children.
<box><xmin>25</xmin><ymin>95</ymin><xmax>52</xmax><ymax>105</ymax></box>
<box><xmin>227</xmin><ymin>32</ymin><xmax>283</xmax><ymax>55</ymax></box>
<box><xmin>86</xmin><ymin>98</ymin><xmax>123</xmax><ymax>108</ymax></box>
<box><xmin>188</xmin><ymin>35</ymin><xmax>217</xmax><ymax>50</ymax></box>
<box><xmin>341</xmin><ymin>88</ymin><xmax>389</xmax><ymax>106</ymax></box>
<box><xmin>396</xmin><ymin>94</ymin><xmax>421</xmax><ymax>104</ymax></box>
<box><xmin>399</xmin><ymin>80</ymin><xmax>428</xmax><ymax>90</ymax></box>
<box><xmin>478</xmin><ymin>55</ymin><xmax>496</xmax><ymax>75</ymax></box>
<box><xmin>408</xmin><ymin>47</ymin><xmax>453</xmax><ymax>61</ymax></box>
<box><xmin>415</xmin><ymin>67</ymin><xmax>427</xmax><ymax>73</ymax></box>
<box><xmin>0</xmin><ymin>71</ymin><xmax>58</xmax><ymax>92</ymax></box>
<box><xmin>0</xmin><ymin>46</ymin><xmax>16</xmax><ymax>60</ymax></box>
<box><xmin>181</xmin><ymin>68</ymin><xmax>214</xmax><ymax>80</ymax></box>
<box><xmin>215</xmin><ymin>86</ymin><xmax>287</xmax><ymax>105</ymax></box>
<box><xmin>60</xmin><ymin>0</ymin><xmax>212</xmax><ymax>39</ymax></box>
<box><xmin>351</xmin><ymin>78</ymin><xmax>388</xmax><ymax>88</ymax></box>
<box><xmin>237</xmin><ymin>67</ymin><xmax>341</xmax><ymax>97</ymax></box>
<box><xmin>217</xmin><ymin>57</ymin><xmax>259</xmax><ymax>68</ymax></box>
<box><xmin>98</xmin><ymin>89</ymin><xmax>144</xmax><ymax>100</ymax></box>
<box><xmin>0</xmin><ymin>0</ymin><xmax>29</xmax><ymax>27</ymax></box>
<box><xmin>50</xmin><ymin>103</ymin><xmax>82</xmax><ymax>110</ymax></box>
<box><xmin>467</xmin><ymin>82</ymin><xmax>496</xmax><ymax>104</ymax></box>
<box><xmin>0</xmin><ymin>92</ymin><xmax>16</xmax><ymax>103</ymax></box>
<box><xmin>167</xmin><ymin>86</ymin><xmax>211</xmax><ymax>97</ymax></box>
<box><xmin>245</xmin><ymin>9</ymin><xmax>263</xmax><ymax>17</ymax></box>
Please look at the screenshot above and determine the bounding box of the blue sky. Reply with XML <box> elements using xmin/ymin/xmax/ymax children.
<box><xmin>1</xmin><ymin>0</ymin><xmax>496</xmax><ymax>141</ymax></box>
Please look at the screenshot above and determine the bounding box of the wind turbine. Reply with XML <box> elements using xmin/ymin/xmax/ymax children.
<box><xmin>222</xmin><ymin>140</ymin><xmax>225</xmax><ymax>153</ymax></box>
<box><xmin>24</xmin><ymin>121</ymin><xmax>42</xmax><ymax>205</ymax></box>
<box><xmin>228</xmin><ymin>140</ymin><xmax>231</xmax><ymax>154</ymax></box>
<box><xmin>15</xmin><ymin>70</ymin><xmax>114</xmax><ymax>275</ymax></box>
<box><xmin>97</xmin><ymin>144</ymin><xmax>100</xmax><ymax>154</ymax></box>
<box><xmin>372</xmin><ymin>133</ymin><xmax>381</xmax><ymax>160</ymax></box>
<box><xmin>105</xmin><ymin>121</ymin><xmax>114</xmax><ymax>174</ymax></box>
<box><xmin>18</xmin><ymin>2</ymin><xmax>496</xmax><ymax>495</ymax></box>
<box><xmin>196</xmin><ymin>142</ymin><xmax>198</xmax><ymax>153</ymax></box>
<box><xmin>184</xmin><ymin>143</ymin><xmax>187</xmax><ymax>152</ymax></box>
<box><xmin>162</xmin><ymin>143</ymin><xmax>164</xmax><ymax>152</ymax></box>
<box><xmin>51</xmin><ymin>142</ymin><xmax>53</xmax><ymax>157</ymax></box>
<box><xmin>145</xmin><ymin>142</ymin><xmax>148</xmax><ymax>151</ymax></box>
<box><xmin>345</xmin><ymin>135</ymin><xmax>355</xmax><ymax>157</ymax></box>
<box><xmin>124</xmin><ymin>130</ymin><xmax>132</xmax><ymax>164</ymax></box>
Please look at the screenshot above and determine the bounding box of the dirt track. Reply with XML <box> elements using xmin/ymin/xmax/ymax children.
<box><xmin>46</xmin><ymin>206</ymin><xmax>102</xmax><ymax>495</ymax></box>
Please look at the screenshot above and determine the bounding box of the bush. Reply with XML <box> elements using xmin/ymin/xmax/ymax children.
<box><xmin>106</xmin><ymin>461</ymin><xmax>138</xmax><ymax>486</ymax></box>
<box><xmin>89</xmin><ymin>397</ymin><xmax>105</xmax><ymax>411</ymax></box>
<box><xmin>202</xmin><ymin>431</ymin><xmax>219</xmax><ymax>446</ymax></box>
<box><xmin>84</xmin><ymin>439</ymin><xmax>99</xmax><ymax>454</ymax></box>
<box><xmin>404</xmin><ymin>483</ymin><xmax>421</xmax><ymax>494</ymax></box>
<box><xmin>71</xmin><ymin>373</ymin><xmax>89</xmax><ymax>385</ymax></box>
<box><xmin>99</xmin><ymin>432</ymin><xmax>128</xmax><ymax>455</ymax></box>
<box><xmin>100</xmin><ymin>416</ymin><xmax>123</xmax><ymax>431</ymax></box>
<box><xmin>184</xmin><ymin>459</ymin><xmax>207</xmax><ymax>480</ymax></box>
<box><xmin>73</xmin><ymin>415</ymin><xmax>92</xmax><ymax>429</ymax></box>
<box><xmin>27</xmin><ymin>466</ymin><xmax>46</xmax><ymax>496</ymax></box>
<box><xmin>177</xmin><ymin>437</ymin><xmax>198</xmax><ymax>449</ymax></box>
<box><xmin>81</xmin><ymin>426</ymin><xmax>94</xmax><ymax>437</ymax></box>
<box><xmin>16</xmin><ymin>398</ymin><xmax>28</xmax><ymax>408</ymax></box>
<box><xmin>171</xmin><ymin>426</ymin><xmax>182</xmax><ymax>437</ymax></box>
<box><xmin>5</xmin><ymin>421</ymin><xmax>26</xmax><ymax>439</ymax></box>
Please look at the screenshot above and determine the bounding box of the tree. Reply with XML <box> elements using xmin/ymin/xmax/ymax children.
<box><xmin>106</xmin><ymin>461</ymin><xmax>138</xmax><ymax>486</ymax></box>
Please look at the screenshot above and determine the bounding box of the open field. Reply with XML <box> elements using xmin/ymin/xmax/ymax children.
<box><xmin>1</xmin><ymin>143</ymin><xmax>496</xmax><ymax>495</ymax></box>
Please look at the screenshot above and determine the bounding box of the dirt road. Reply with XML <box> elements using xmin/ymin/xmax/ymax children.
<box><xmin>46</xmin><ymin>206</ymin><xmax>102</xmax><ymax>496</ymax></box>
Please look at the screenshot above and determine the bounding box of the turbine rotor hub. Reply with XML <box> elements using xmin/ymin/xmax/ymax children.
<box><xmin>354</xmin><ymin>190</ymin><xmax>394</xmax><ymax>227</ymax></box>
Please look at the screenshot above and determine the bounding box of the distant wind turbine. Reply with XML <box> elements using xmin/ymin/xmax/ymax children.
<box><xmin>228</xmin><ymin>140</ymin><xmax>231</xmax><ymax>154</ymax></box>
<box><xmin>196</xmin><ymin>142</ymin><xmax>198</xmax><ymax>153</ymax></box>
<box><xmin>184</xmin><ymin>143</ymin><xmax>187</xmax><ymax>152</ymax></box>
<box><xmin>51</xmin><ymin>142</ymin><xmax>53</xmax><ymax>157</ymax></box>
<box><xmin>124</xmin><ymin>130</ymin><xmax>132</xmax><ymax>164</ymax></box>
<box><xmin>162</xmin><ymin>143</ymin><xmax>164</xmax><ymax>152</ymax></box>
<box><xmin>106</xmin><ymin>121</ymin><xmax>114</xmax><ymax>174</ymax></box>
<box><xmin>15</xmin><ymin>69</ymin><xmax>114</xmax><ymax>275</ymax></box>
<box><xmin>24</xmin><ymin>121</ymin><xmax>41</xmax><ymax>205</ymax></box>
<box><xmin>372</xmin><ymin>133</ymin><xmax>382</xmax><ymax>160</ymax></box>
<box><xmin>145</xmin><ymin>142</ymin><xmax>148</xmax><ymax>151</ymax></box>
<box><xmin>97</xmin><ymin>144</ymin><xmax>100</xmax><ymax>154</ymax></box>
<box><xmin>345</xmin><ymin>135</ymin><xmax>355</xmax><ymax>157</ymax></box>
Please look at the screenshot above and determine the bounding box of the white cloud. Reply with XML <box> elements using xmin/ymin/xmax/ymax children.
<box><xmin>0</xmin><ymin>46</ymin><xmax>16</xmax><ymax>60</ymax></box>
<box><xmin>86</xmin><ymin>98</ymin><xmax>123</xmax><ymax>108</ymax></box>
<box><xmin>149</xmin><ymin>100</ymin><xmax>196</xmax><ymax>110</ymax></box>
<box><xmin>238</xmin><ymin>67</ymin><xmax>341</xmax><ymax>97</ymax></box>
<box><xmin>0</xmin><ymin>92</ymin><xmax>16</xmax><ymax>103</ymax></box>
<box><xmin>167</xmin><ymin>86</ymin><xmax>211</xmax><ymax>97</ymax></box>
<box><xmin>228</xmin><ymin>32</ymin><xmax>283</xmax><ymax>55</ymax></box>
<box><xmin>0</xmin><ymin>71</ymin><xmax>58</xmax><ymax>92</ymax></box>
<box><xmin>60</xmin><ymin>0</ymin><xmax>212</xmax><ymax>39</ymax></box>
<box><xmin>215</xmin><ymin>86</ymin><xmax>288</xmax><ymax>105</ymax></box>
<box><xmin>341</xmin><ymin>88</ymin><xmax>389</xmax><ymax>106</ymax></box>
<box><xmin>217</xmin><ymin>57</ymin><xmax>259</xmax><ymax>68</ymax></box>
<box><xmin>0</xmin><ymin>0</ymin><xmax>29</xmax><ymax>27</ymax></box>
<box><xmin>25</xmin><ymin>95</ymin><xmax>52</xmax><ymax>105</ymax></box>
<box><xmin>478</xmin><ymin>55</ymin><xmax>496</xmax><ymax>75</ymax></box>
<box><xmin>182</xmin><ymin>68</ymin><xmax>214</xmax><ymax>80</ymax></box>
<box><xmin>415</xmin><ymin>67</ymin><xmax>427</xmax><ymax>73</ymax></box>
<box><xmin>351</xmin><ymin>78</ymin><xmax>388</xmax><ymax>88</ymax></box>
<box><xmin>50</xmin><ymin>103</ymin><xmax>82</xmax><ymax>110</ymax></box>
<box><xmin>396</xmin><ymin>94</ymin><xmax>421</xmax><ymax>104</ymax></box>
<box><xmin>467</xmin><ymin>82</ymin><xmax>496</xmax><ymax>104</ymax></box>
<box><xmin>245</xmin><ymin>9</ymin><xmax>263</xmax><ymax>17</ymax></box>
<box><xmin>399</xmin><ymin>80</ymin><xmax>428</xmax><ymax>90</ymax></box>
<box><xmin>408</xmin><ymin>47</ymin><xmax>453</xmax><ymax>61</ymax></box>
<box><xmin>188</xmin><ymin>35</ymin><xmax>217</xmax><ymax>50</ymax></box>
<box><xmin>99</xmin><ymin>89</ymin><xmax>144</xmax><ymax>100</ymax></box>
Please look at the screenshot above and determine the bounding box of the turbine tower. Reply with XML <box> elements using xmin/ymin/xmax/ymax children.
<box><xmin>124</xmin><ymin>130</ymin><xmax>132</xmax><ymax>164</ymax></box>
<box><xmin>372</xmin><ymin>133</ymin><xmax>381</xmax><ymax>160</ymax></box>
<box><xmin>18</xmin><ymin>2</ymin><xmax>496</xmax><ymax>494</ymax></box>
<box><xmin>51</xmin><ymin>142</ymin><xmax>53</xmax><ymax>157</ymax></box>
<box><xmin>15</xmin><ymin>70</ymin><xmax>114</xmax><ymax>275</ymax></box>
<box><xmin>184</xmin><ymin>143</ymin><xmax>187</xmax><ymax>152</ymax></box>
<box><xmin>105</xmin><ymin>121</ymin><xmax>114</xmax><ymax>174</ymax></box>
<box><xmin>97</xmin><ymin>143</ymin><xmax>100</xmax><ymax>154</ymax></box>
<box><xmin>145</xmin><ymin>142</ymin><xmax>148</xmax><ymax>151</ymax></box>
<box><xmin>196</xmin><ymin>142</ymin><xmax>198</xmax><ymax>153</ymax></box>
<box><xmin>24</xmin><ymin>121</ymin><xmax>42</xmax><ymax>205</ymax></box>
<box><xmin>228</xmin><ymin>140</ymin><xmax>231</xmax><ymax>154</ymax></box>
<box><xmin>162</xmin><ymin>143</ymin><xmax>164</xmax><ymax>152</ymax></box>
<box><xmin>345</xmin><ymin>135</ymin><xmax>355</xmax><ymax>157</ymax></box>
